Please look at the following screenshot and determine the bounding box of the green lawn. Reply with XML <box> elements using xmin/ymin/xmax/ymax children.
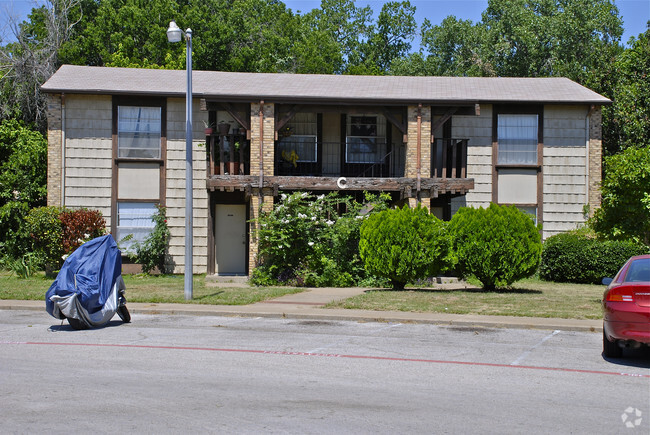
<box><xmin>327</xmin><ymin>278</ymin><xmax>605</xmax><ymax>319</ymax></box>
<box><xmin>1</xmin><ymin>272</ymin><xmax>605</xmax><ymax>319</ymax></box>
<box><xmin>0</xmin><ymin>272</ymin><xmax>303</xmax><ymax>305</ymax></box>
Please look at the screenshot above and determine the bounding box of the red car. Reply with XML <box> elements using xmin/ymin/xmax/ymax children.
<box><xmin>602</xmin><ymin>255</ymin><xmax>650</xmax><ymax>358</ymax></box>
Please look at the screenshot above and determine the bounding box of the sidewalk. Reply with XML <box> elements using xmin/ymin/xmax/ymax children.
<box><xmin>0</xmin><ymin>285</ymin><xmax>601</xmax><ymax>332</ymax></box>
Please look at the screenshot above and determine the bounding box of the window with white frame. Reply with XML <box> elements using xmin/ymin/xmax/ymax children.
<box><xmin>116</xmin><ymin>202</ymin><xmax>157</xmax><ymax>252</ymax></box>
<box><xmin>346</xmin><ymin>115</ymin><xmax>386</xmax><ymax>163</ymax></box>
<box><xmin>277</xmin><ymin>112</ymin><xmax>317</xmax><ymax>162</ymax></box>
<box><xmin>497</xmin><ymin>114</ymin><xmax>538</xmax><ymax>165</ymax></box>
<box><xmin>118</xmin><ymin>106</ymin><xmax>162</xmax><ymax>158</ymax></box>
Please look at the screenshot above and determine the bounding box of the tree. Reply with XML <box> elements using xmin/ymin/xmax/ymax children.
<box><xmin>0</xmin><ymin>0</ymin><xmax>83</xmax><ymax>132</ymax></box>
<box><xmin>591</xmin><ymin>146</ymin><xmax>650</xmax><ymax>245</ymax></box>
<box><xmin>414</xmin><ymin>0</ymin><xmax>623</xmax><ymax>83</ymax></box>
<box><xmin>0</xmin><ymin>119</ymin><xmax>48</xmax><ymax>257</ymax></box>
<box><xmin>603</xmin><ymin>28</ymin><xmax>650</xmax><ymax>155</ymax></box>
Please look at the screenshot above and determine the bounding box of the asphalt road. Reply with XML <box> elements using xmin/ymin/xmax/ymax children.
<box><xmin>1</xmin><ymin>310</ymin><xmax>649</xmax><ymax>434</ymax></box>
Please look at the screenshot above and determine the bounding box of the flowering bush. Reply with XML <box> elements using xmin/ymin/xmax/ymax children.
<box><xmin>252</xmin><ymin>191</ymin><xmax>391</xmax><ymax>287</ymax></box>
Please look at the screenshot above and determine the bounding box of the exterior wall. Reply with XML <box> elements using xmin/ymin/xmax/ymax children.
<box><xmin>166</xmin><ymin>98</ymin><xmax>209</xmax><ymax>274</ymax></box>
<box><xmin>405</xmin><ymin>105</ymin><xmax>431</xmax><ymax>208</ymax></box>
<box><xmin>46</xmin><ymin>94</ymin><xmax>63</xmax><ymax>207</ymax></box>
<box><xmin>61</xmin><ymin>94</ymin><xmax>113</xmax><ymax>225</ymax></box>
<box><xmin>542</xmin><ymin>105</ymin><xmax>589</xmax><ymax>238</ymax></box>
<box><xmin>450</xmin><ymin>104</ymin><xmax>493</xmax><ymax>214</ymax></box>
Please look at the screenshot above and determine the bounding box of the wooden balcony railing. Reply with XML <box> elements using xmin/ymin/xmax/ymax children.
<box><xmin>431</xmin><ymin>138</ymin><xmax>468</xmax><ymax>179</ymax></box>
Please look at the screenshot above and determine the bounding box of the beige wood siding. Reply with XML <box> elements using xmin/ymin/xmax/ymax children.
<box><xmin>450</xmin><ymin>104</ymin><xmax>493</xmax><ymax>214</ymax></box>
<box><xmin>543</xmin><ymin>105</ymin><xmax>588</xmax><ymax>238</ymax></box>
<box><xmin>322</xmin><ymin>112</ymin><xmax>340</xmax><ymax>175</ymax></box>
<box><xmin>63</xmin><ymin>95</ymin><xmax>113</xmax><ymax>226</ymax></box>
<box><xmin>166</xmin><ymin>98</ymin><xmax>209</xmax><ymax>274</ymax></box>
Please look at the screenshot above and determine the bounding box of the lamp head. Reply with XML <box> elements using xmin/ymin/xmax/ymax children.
<box><xmin>167</xmin><ymin>20</ymin><xmax>183</xmax><ymax>43</ymax></box>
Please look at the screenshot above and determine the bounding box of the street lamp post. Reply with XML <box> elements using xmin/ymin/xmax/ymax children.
<box><xmin>167</xmin><ymin>20</ymin><xmax>193</xmax><ymax>300</ymax></box>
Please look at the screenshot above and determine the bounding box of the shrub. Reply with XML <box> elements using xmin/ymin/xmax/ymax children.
<box><xmin>359</xmin><ymin>205</ymin><xmax>453</xmax><ymax>290</ymax></box>
<box><xmin>252</xmin><ymin>191</ymin><xmax>391</xmax><ymax>287</ymax></box>
<box><xmin>539</xmin><ymin>230</ymin><xmax>649</xmax><ymax>284</ymax></box>
<box><xmin>132</xmin><ymin>205</ymin><xmax>170</xmax><ymax>274</ymax></box>
<box><xmin>448</xmin><ymin>203</ymin><xmax>541</xmax><ymax>290</ymax></box>
<box><xmin>591</xmin><ymin>146</ymin><xmax>650</xmax><ymax>245</ymax></box>
<box><xmin>25</xmin><ymin>206</ymin><xmax>64</xmax><ymax>268</ymax></box>
<box><xmin>60</xmin><ymin>208</ymin><xmax>106</xmax><ymax>254</ymax></box>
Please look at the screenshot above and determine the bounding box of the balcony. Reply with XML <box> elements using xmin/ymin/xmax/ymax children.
<box><xmin>206</xmin><ymin>137</ymin><xmax>473</xmax><ymax>196</ymax></box>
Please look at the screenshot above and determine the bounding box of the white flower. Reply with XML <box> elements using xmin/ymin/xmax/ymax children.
<box><xmin>311</xmin><ymin>216</ymin><xmax>316</xmax><ymax>221</ymax></box>
<box><xmin>308</xmin><ymin>241</ymin><xmax>314</xmax><ymax>246</ymax></box>
<box><xmin>301</xmin><ymin>192</ymin><xmax>308</xmax><ymax>198</ymax></box>
<box><xmin>281</xmin><ymin>219</ymin><xmax>289</xmax><ymax>224</ymax></box>
<box><xmin>325</xmin><ymin>220</ymin><xmax>334</xmax><ymax>226</ymax></box>
<box><xmin>355</xmin><ymin>215</ymin><xmax>364</xmax><ymax>219</ymax></box>
<box><xmin>317</xmin><ymin>194</ymin><xmax>325</xmax><ymax>200</ymax></box>
<box><xmin>298</xmin><ymin>213</ymin><xmax>307</xmax><ymax>219</ymax></box>
<box><xmin>281</xmin><ymin>194</ymin><xmax>287</xmax><ymax>200</ymax></box>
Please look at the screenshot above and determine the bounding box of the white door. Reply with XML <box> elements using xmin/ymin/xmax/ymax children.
<box><xmin>215</xmin><ymin>204</ymin><xmax>247</xmax><ymax>275</ymax></box>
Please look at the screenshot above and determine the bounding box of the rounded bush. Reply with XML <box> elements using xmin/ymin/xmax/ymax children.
<box><xmin>359</xmin><ymin>205</ymin><xmax>453</xmax><ymax>289</ymax></box>
<box><xmin>539</xmin><ymin>231</ymin><xmax>649</xmax><ymax>283</ymax></box>
<box><xmin>448</xmin><ymin>203</ymin><xmax>541</xmax><ymax>290</ymax></box>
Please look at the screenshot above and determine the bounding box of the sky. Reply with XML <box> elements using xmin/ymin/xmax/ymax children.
<box><xmin>1</xmin><ymin>0</ymin><xmax>649</xmax><ymax>46</ymax></box>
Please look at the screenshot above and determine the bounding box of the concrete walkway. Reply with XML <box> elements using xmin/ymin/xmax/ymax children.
<box><xmin>0</xmin><ymin>284</ymin><xmax>601</xmax><ymax>332</ymax></box>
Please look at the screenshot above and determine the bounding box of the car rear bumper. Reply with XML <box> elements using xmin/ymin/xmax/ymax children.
<box><xmin>603</xmin><ymin>320</ymin><xmax>650</xmax><ymax>344</ymax></box>
<box><xmin>603</xmin><ymin>302</ymin><xmax>650</xmax><ymax>344</ymax></box>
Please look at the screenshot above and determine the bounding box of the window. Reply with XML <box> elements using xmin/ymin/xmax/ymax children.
<box><xmin>116</xmin><ymin>202</ymin><xmax>157</xmax><ymax>252</ymax></box>
<box><xmin>118</xmin><ymin>106</ymin><xmax>162</xmax><ymax>158</ymax></box>
<box><xmin>346</xmin><ymin>115</ymin><xmax>386</xmax><ymax>163</ymax></box>
<box><xmin>112</xmin><ymin>98</ymin><xmax>165</xmax><ymax>251</ymax></box>
<box><xmin>277</xmin><ymin>113</ymin><xmax>318</xmax><ymax>162</ymax></box>
<box><xmin>497</xmin><ymin>114</ymin><xmax>538</xmax><ymax>164</ymax></box>
<box><xmin>278</xmin><ymin>135</ymin><xmax>317</xmax><ymax>162</ymax></box>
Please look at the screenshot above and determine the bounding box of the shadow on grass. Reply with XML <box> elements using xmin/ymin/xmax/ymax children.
<box><xmin>194</xmin><ymin>291</ymin><xmax>225</xmax><ymax>301</ymax></box>
<box><xmin>363</xmin><ymin>287</ymin><xmax>543</xmax><ymax>295</ymax></box>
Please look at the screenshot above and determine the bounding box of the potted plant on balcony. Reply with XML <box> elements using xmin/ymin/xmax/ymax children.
<box><xmin>218</xmin><ymin>121</ymin><xmax>231</xmax><ymax>136</ymax></box>
<box><xmin>203</xmin><ymin>120</ymin><xmax>215</xmax><ymax>135</ymax></box>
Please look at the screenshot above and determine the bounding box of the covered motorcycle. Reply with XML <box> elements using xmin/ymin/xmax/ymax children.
<box><xmin>46</xmin><ymin>234</ymin><xmax>130</xmax><ymax>329</ymax></box>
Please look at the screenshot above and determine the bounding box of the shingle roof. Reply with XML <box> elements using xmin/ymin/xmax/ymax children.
<box><xmin>41</xmin><ymin>64</ymin><xmax>611</xmax><ymax>105</ymax></box>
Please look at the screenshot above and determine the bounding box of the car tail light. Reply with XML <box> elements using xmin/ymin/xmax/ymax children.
<box><xmin>606</xmin><ymin>286</ymin><xmax>635</xmax><ymax>302</ymax></box>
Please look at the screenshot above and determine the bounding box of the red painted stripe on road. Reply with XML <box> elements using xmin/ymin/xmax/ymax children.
<box><xmin>4</xmin><ymin>341</ymin><xmax>649</xmax><ymax>378</ymax></box>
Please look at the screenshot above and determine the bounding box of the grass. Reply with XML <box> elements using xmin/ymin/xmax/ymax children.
<box><xmin>0</xmin><ymin>271</ymin><xmax>605</xmax><ymax>319</ymax></box>
<box><xmin>0</xmin><ymin>271</ymin><xmax>303</xmax><ymax>305</ymax></box>
<box><xmin>326</xmin><ymin>277</ymin><xmax>605</xmax><ymax>320</ymax></box>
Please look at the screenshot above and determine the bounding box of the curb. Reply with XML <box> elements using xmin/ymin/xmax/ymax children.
<box><xmin>0</xmin><ymin>300</ymin><xmax>602</xmax><ymax>333</ymax></box>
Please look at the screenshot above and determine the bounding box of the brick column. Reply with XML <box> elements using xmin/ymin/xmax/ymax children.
<box><xmin>250</xmin><ymin>102</ymin><xmax>275</xmax><ymax>176</ymax></box>
<box><xmin>588</xmin><ymin>107</ymin><xmax>602</xmax><ymax>217</ymax></box>
<box><xmin>46</xmin><ymin>94</ymin><xmax>63</xmax><ymax>207</ymax></box>
<box><xmin>405</xmin><ymin>105</ymin><xmax>431</xmax><ymax>209</ymax></box>
<box><xmin>248</xmin><ymin>194</ymin><xmax>273</xmax><ymax>275</ymax></box>
<box><xmin>248</xmin><ymin>102</ymin><xmax>275</xmax><ymax>275</ymax></box>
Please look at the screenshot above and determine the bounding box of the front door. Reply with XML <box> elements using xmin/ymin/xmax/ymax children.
<box><xmin>215</xmin><ymin>204</ymin><xmax>247</xmax><ymax>275</ymax></box>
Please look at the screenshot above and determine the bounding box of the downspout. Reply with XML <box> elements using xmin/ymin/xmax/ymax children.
<box><xmin>416</xmin><ymin>103</ymin><xmax>422</xmax><ymax>203</ymax></box>
<box><xmin>61</xmin><ymin>93</ymin><xmax>66</xmax><ymax>207</ymax></box>
<box><xmin>258</xmin><ymin>100</ymin><xmax>264</xmax><ymax>201</ymax></box>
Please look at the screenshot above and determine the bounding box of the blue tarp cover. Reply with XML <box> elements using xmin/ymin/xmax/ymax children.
<box><xmin>46</xmin><ymin>234</ymin><xmax>122</xmax><ymax>319</ymax></box>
